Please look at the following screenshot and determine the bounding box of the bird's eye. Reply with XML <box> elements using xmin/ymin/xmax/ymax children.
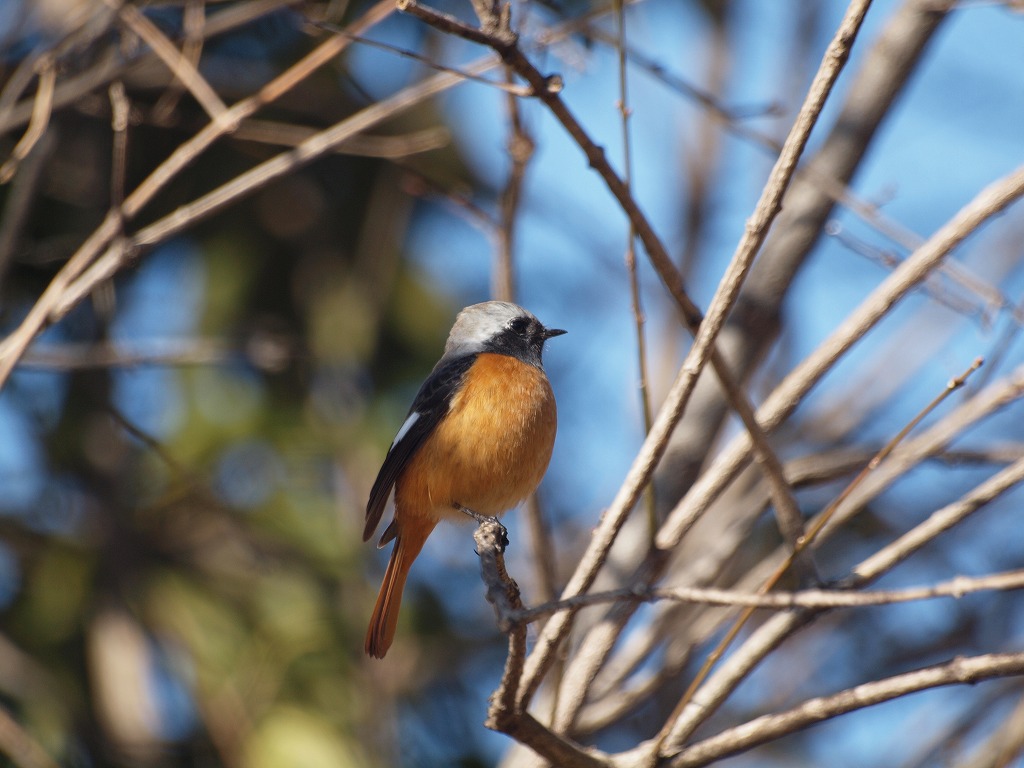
<box><xmin>508</xmin><ymin>317</ymin><xmax>530</xmax><ymax>335</ymax></box>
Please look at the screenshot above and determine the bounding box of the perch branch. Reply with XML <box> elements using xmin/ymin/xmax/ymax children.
<box><xmin>473</xmin><ymin>520</ymin><xmax>612</xmax><ymax>768</ymax></box>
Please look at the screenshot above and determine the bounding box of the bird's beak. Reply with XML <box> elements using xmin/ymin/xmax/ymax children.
<box><xmin>543</xmin><ymin>327</ymin><xmax>567</xmax><ymax>340</ymax></box>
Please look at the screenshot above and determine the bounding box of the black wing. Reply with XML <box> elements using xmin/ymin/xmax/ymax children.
<box><xmin>363</xmin><ymin>354</ymin><xmax>476</xmax><ymax>544</ymax></box>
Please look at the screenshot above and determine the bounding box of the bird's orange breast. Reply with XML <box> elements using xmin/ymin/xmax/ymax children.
<box><xmin>395</xmin><ymin>353</ymin><xmax>557</xmax><ymax>521</ymax></box>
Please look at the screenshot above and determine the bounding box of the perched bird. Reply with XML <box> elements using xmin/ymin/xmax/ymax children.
<box><xmin>363</xmin><ymin>301</ymin><xmax>565</xmax><ymax>658</ymax></box>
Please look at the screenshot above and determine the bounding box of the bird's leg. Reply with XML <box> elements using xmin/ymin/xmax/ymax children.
<box><xmin>454</xmin><ymin>502</ymin><xmax>491</xmax><ymax>524</ymax></box>
<box><xmin>454</xmin><ymin>503</ymin><xmax>509</xmax><ymax>550</ymax></box>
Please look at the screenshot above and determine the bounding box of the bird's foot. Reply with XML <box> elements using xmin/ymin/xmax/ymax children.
<box><xmin>454</xmin><ymin>502</ymin><xmax>497</xmax><ymax>525</ymax></box>
<box><xmin>455</xmin><ymin>503</ymin><xmax>509</xmax><ymax>550</ymax></box>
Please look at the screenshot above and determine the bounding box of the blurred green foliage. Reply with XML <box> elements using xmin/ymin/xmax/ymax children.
<box><xmin>0</xmin><ymin>2</ymin><xmax>481</xmax><ymax>766</ymax></box>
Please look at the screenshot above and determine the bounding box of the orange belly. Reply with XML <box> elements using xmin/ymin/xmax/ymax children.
<box><xmin>395</xmin><ymin>352</ymin><xmax>557</xmax><ymax>521</ymax></box>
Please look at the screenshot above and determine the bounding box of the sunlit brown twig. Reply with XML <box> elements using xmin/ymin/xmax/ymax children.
<box><xmin>658</xmin><ymin>355</ymin><xmax>985</xmax><ymax>749</ymax></box>
<box><xmin>0</xmin><ymin>0</ymin><xmax>397</xmax><ymax>389</ymax></box>
<box><xmin>0</xmin><ymin>56</ymin><xmax>55</xmax><ymax>184</ymax></box>
<box><xmin>113</xmin><ymin>2</ymin><xmax>228</xmax><ymax>121</ymax></box>
<box><xmin>108</xmin><ymin>82</ymin><xmax>129</xmax><ymax>212</ymax></box>
<box><xmin>152</xmin><ymin>0</ymin><xmax>207</xmax><ymax>123</ymax></box>
<box><xmin>513</xmin><ymin>567</ymin><xmax>1024</xmax><ymax>620</ymax></box>
<box><xmin>612</xmin><ymin>0</ymin><xmax>658</xmax><ymax>541</ymax></box>
<box><xmin>319</xmin><ymin>25</ymin><xmax>536</xmax><ymax>96</ymax></box>
<box><xmin>666</xmin><ymin>652</ymin><xmax>1024</xmax><ymax>768</ymax></box>
<box><xmin>494</xmin><ymin>67</ymin><xmax>532</xmax><ymax>302</ymax></box>
<box><xmin>230</xmin><ymin>120</ymin><xmax>451</xmax><ymax>159</ymax></box>
<box><xmin>0</xmin><ymin>704</ymin><xmax>59</xmax><ymax>768</ymax></box>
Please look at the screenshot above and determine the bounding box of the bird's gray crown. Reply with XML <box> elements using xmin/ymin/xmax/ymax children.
<box><xmin>442</xmin><ymin>301</ymin><xmax>538</xmax><ymax>357</ymax></box>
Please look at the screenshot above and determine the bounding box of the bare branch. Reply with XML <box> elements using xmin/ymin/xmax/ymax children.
<box><xmin>613</xmin><ymin>1</ymin><xmax>658</xmax><ymax>540</ymax></box>
<box><xmin>547</xmin><ymin>0</ymin><xmax>876</xmax><ymax>734</ymax></box>
<box><xmin>665</xmin><ymin>653</ymin><xmax>1024</xmax><ymax>768</ymax></box>
<box><xmin>474</xmin><ymin>520</ymin><xmax>612</xmax><ymax>768</ymax></box>
<box><xmin>229</xmin><ymin>121</ymin><xmax>451</xmax><ymax>158</ymax></box>
<box><xmin>657</xmin><ymin>451</ymin><xmax>1024</xmax><ymax>755</ymax></box>
<box><xmin>0</xmin><ymin>56</ymin><xmax>55</xmax><ymax>184</ymax></box>
<box><xmin>655</xmin><ymin>161</ymin><xmax>1024</xmax><ymax>560</ymax></box>
<box><xmin>0</xmin><ymin>1</ymin><xmax>305</xmax><ymax>137</ymax></box>
<box><xmin>17</xmin><ymin>338</ymin><xmax>237</xmax><ymax>369</ymax></box>
<box><xmin>0</xmin><ymin>703</ymin><xmax>59</xmax><ymax>768</ymax></box>
<box><xmin>0</xmin><ymin>1</ymin><xmax>399</xmax><ymax>390</ymax></box>
<box><xmin>513</xmin><ymin>568</ymin><xmax>1024</xmax><ymax>619</ymax></box>
<box><xmin>851</xmin><ymin>455</ymin><xmax>1024</xmax><ymax>584</ymax></box>
<box><xmin>113</xmin><ymin>3</ymin><xmax>228</xmax><ymax>121</ymax></box>
<box><xmin>493</xmin><ymin>67</ymin><xmax>532</xmax><ymax>302</ymax></box>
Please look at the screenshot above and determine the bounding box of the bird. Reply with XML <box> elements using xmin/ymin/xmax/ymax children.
<box><xmin>363</xmin><ymin>301</ymin><xmax>565</xmax><ymax>658</ymax></box>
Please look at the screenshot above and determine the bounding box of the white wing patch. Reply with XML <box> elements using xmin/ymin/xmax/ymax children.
<box><xmin>389</xmin><ymin>411</ymin><xmax>420</xmax><ymax>453</ymax></box>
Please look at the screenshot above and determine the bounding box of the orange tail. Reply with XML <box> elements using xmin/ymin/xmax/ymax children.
<box><xmin>365</xmin><ymin>521</ymin><xmax>434</xmax><ymax>658</ymax></box>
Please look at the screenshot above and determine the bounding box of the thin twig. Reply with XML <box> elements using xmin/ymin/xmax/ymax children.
<box><xmin>658</xmin><ymin>356</ymin><xmax>985</xmax><ymax>749</ymax></box>
<box><xmin>318</xmin><ymin>25</ymin><xmax>535</xmax><ymax>96</ymax></box>
<box><xmin>108</xmin><ymin>82</ymin><xmax>129</xmax><ymax>212</ymax></box>
<box><xmin>544</xmin><ymin>0</ymin><xmax>875</xmax><ymax>731</ymax></box>
<box><xmin>665</xmin><ymin>653</ymin><xmax>1024</xmax><ymax>768</ymax></box>
<box><xmin>125</xmin><ymin>62</ymin><xmax>498</xmax><ymax>250</ymax></box>
<box><xmin>0</xmin><ymin>58</ymin><xmax>503</xmax><ymax>389</ymax></box>
<box><xmin>152</xmin><ymin>0</ymin><xmax>207</xmax><ymax>122</ymax></box>
<box><xmin>114</xmin><ymin>3</ymin><xmax>228</xmax><ymax>122</ymax></box>
<box><xmin>229</xmin><ymin>121</ymin><xmax>450</xmax><ymax>158</ymax></box>
<box><xmin>828</xmin><ymin>222</ymin><xmax>1014</xmax><ymax>325</ymax></box>
<box><xmin>0</xmin><ymin>1</ymin><xmax>397</xmax><ymax>390</ymax></box>
<box><xmin>511</xmin><ymin>567</ymin><xmax>1024</xmax><ymax>621</ymax></box>
<box><xmin>851</xmin><ymin>455</ymin><xmax>1024</xmax><ymax>585</ymax></box>
<box><xmin>17</xmin><ymin>338</ymin><xmax>235</xmax><ymax>369</ymax></box>
<box><xmin>108</xmin><ymin>407</ymin><xmax>192</xmax><ymax>479</ymax></box>
<box><xmin>0</xmin><ymin>129</ymin><xmax>54</xmax><ymax>283</ymax></box>
<box><xmin>807</xmin><ymin>356</ymin><xmax>984</xmax><ymax>546</ymax></box>
<box><xmin>494</xmin><ymin>66</ymin><xmax>532</xmax><ymax>302</ymax></box>
<box><xmin>658</xmin><ymin>430</ymin><xmax>1024</xmax><ymax>758</ymax></box>
<box><xmin>0</xmin><ymin>704</ymin><xmax>60</xmax><ymax>768</ymax></box>
<box><xmin>654</xmin><ymin>162</ymin><xmax>1024</xmax><ymax>571</ymax></box>
<box><xmin>613</xmin><ymin>0</ymin><xmax>657</xmax><ymax>540</ymax></box>
<box><xmin>0</xmin><ymin>1</ymin><xmax>304</xmax><ymax>139</ymax></box>
<box><xmin>0</xmin><ymin>56</ymin><xmax>55</xmax><ymax>184</ymax></box>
